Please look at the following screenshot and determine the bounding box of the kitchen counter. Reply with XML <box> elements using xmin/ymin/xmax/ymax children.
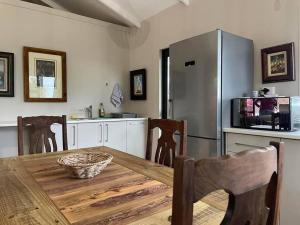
<box><xmin>224</xmin><ymin>127</ymin><xmax>300</xmax><ymax>140</ymax></box>
<box><xmin>0</xmin><ymin>117</ymin><xmax>147</xmax><ymax>128</ymax></box>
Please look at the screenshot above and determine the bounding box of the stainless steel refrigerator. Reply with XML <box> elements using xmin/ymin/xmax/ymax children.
<box><xmin>169</xmin><ymin>30</ymin><xmax>253</xmax><ymax>159</ymax></box>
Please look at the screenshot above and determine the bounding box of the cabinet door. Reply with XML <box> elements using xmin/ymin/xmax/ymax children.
<box><xmin>0</xmin><ymin>127</ymin><xmax>19</xmax><ymax>157</ymax></box>
<box><xmin>126</xmin><ymin>120</ymin><xmax>147</xmax><ymax>158</ymax></box>
<box><xmin>104</xmin><ymin>121</ymin><xmax>126</xmax><ymax>152</ymax></box>
<box><xmin>77</xmin><ymin>123</ymin><xmax>99</xmax><ymax>148</ymax></box>
<box><xmin>279</xmin><ymin>139</ymin><xmax>300</xmax><ymax>225</ymax></box>
<box><xmin>50</xmin><ymin>124</ymin><xmax>63</xmax><ymax>151</ymax></box>
<box><xmin>67</xmin><ymin>124</ymin><xmax>78</xmax><ymax>150</ymax></box>
<box><xmin>51</xmin><ymin>124</ymin><xmax>77</xmax><ymax>150</ymax></box>
<box><xmin>226</xmin><ymin>133</ymin><xmax>280</xmax><ymax>154</ymax></box>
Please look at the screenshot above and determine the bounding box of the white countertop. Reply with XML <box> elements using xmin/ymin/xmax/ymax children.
<box><xmin>224</xmin><ymin>127</ymin><xmax>300</xmax><ymax>140</ymax></box>
<box><xmin>0</xmin><ymin>118</ymin><xmax>147</xmax><ymax>128</ymax></box>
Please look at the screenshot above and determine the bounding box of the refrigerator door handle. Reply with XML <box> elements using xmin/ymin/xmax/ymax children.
<box><xmin>168</xmin><ymin>99</ymin><xmax>174</xmax><ymax>119</ymax></box>
<box><xmin>185</xmin><ymin>60</ymin><xmax>196</xmax><ymax>67</ymax></box>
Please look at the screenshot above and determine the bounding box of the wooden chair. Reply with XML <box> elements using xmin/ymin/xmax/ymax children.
<box><xmin>17</xmin><ymin>115</ymin><xmax>68</xmax><ymax>155</ymax></box>
<box><xmin>172</xmin><ymin>142</ymin><xmax>284</xmax><ymax>225</ymax></box>
<box><xmin>146</xmin><ymin>118</ymin><xmax>187</xmax><ymax>167</ymax></box>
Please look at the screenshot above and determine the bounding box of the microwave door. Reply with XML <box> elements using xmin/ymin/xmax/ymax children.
<box><xmin>232</xmin><ymin>97</ymin><xmax>292</xmax><ymax>131</ymax></box>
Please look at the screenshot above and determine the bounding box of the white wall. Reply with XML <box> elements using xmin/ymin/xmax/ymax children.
<box><xmin>126</xmin><ymin>0</ymin><xmax>300</xmax><ymax>117</ymax></box>
<box><xmin>0</xmin><ymin>0</ymin><xmax>130</xmax><ymax>121</ymax></box>
<box><xmin>2</xmin><ymin>0</ymin><xmax>298</xmax><ymax>120</ymax></box>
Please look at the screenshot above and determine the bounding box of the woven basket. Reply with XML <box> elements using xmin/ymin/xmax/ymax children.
<box><xmin>57</xmin><ymin>152</ymin><xmax>113</xmax><ymax>179</ymax></box>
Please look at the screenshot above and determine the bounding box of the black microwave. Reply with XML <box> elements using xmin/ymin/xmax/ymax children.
<box><xmin>231</xmin><ymin>97</ymin><xmax>300</xmax><ymax>131</ymax></box>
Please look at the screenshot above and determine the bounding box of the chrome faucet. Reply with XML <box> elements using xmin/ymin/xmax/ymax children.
<box><xmin>85</xmin><ymin>105</ymin><xmax>93</xmax><ymax>119</ymax></box>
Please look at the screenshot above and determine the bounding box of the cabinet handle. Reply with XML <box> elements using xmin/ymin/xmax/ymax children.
<box><xmin>99</xmin><ymin>124</ymin><xmax>103</xmax><ymax>143</ymax></box>
<box><xmin>106</xmin><ymin>124</ymin><xmax>109</xmax><ymax>142</ymax></box>
<box><xmin>235</xmin><ymin>142</ymin><xmax>263</xmax><ymax>149</ymax></box>
<box><xmin>72</xmin><ymin>126</ymin><xmax>76</xmax><ymax>146</ymax></box>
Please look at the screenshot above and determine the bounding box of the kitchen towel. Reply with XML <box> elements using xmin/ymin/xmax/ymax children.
<box><xmin>111</xmin><ymin>83</ymin><xmax>124</xmax><ymax>108</ymax></box>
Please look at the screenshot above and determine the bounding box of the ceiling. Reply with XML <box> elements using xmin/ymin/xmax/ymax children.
<box><xmin>21</xmin><ymin>0</ymin><xmax>187</xmax><ymax>27</ymax></box>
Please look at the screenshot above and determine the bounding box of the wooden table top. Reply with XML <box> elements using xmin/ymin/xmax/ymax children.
<box><xmin>0</xmin><ymin>147</ymin><xmax>228</xmax><ymax>225</ymax></box>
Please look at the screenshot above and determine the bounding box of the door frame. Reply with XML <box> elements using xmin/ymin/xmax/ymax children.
<box><xmin>161</xmin><ymin>48</ymin><xmax>169</xmax><ymax>119</ymax></box>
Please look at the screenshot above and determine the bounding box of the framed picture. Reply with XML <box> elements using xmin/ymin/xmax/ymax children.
<box><xmin>0</xmin><ymin>52</ymin><xmax>14</xmax><ymax>97</ymax></box>
<box><xmin>23</xmin><ymin>47</ymin><xmax>67</xmax><ymax>102</ymax></box>
<box><xmin>130</xmin><ymin>69</ymin><xmax>146</xmax><ymax>100</ymax></box>
<box><xmin>261</xmin><ymin>43</ymin><xmax>295</xmax><ymax>83</ymax></box>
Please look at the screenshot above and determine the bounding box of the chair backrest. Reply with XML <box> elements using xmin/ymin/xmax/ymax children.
<box><xmin>146</xmin><ymin>118</ymin><xmax>187</xmax><ymax>167</ymax></box>
<box><xmin>17</xmin><ymin>115</ymin><xmax>68</xmax><ymax>155</ymax></box>
<box><xmin>172</xmin><ymin>142</ymin><xmax>284</xmax><ymax>225</ymax></box>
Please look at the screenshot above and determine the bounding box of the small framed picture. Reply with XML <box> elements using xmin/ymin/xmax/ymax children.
<box><xmin>261</xmin><ymin>43</ymin><xmax>295</xmax><ymax>83</ymax></box>
<box><xmin>23</xmin><ymin>47</ymin><xmax>67</xmax><ymax>102</ymax></box>
<box><xmin>0</xmin><ymin>52</ymin><xmax>14</xmax><ymax>97</ymax></box>
<box><xmin>130</xmin><ymin>69</ymin><xmax>146</xmax><ymax>100</ymax></box>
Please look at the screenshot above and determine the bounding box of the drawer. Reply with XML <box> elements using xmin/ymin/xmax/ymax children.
<box><xmin>226</xmin><ymin>133</ymin><xmax>280</xmax><ymax>153</ymax></box>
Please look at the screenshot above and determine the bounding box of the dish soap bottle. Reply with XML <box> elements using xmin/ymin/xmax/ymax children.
<box><xmin>99</xmin><ymin>102</ymin><xmax>105</xmax><ymax>117</ymax></box>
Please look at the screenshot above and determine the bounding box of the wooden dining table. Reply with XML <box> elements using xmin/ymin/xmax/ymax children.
<box><xmin>0</xmin><ymin>147</ymin><xmax>228</xmax><ymax>225</ymax></box>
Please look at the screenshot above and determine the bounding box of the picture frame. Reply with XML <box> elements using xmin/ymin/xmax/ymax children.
<box><xmin>23</xmin><ymin>47</ymin><xmax>67</xmax><ymax>102</ymax></box>
<box><xmin>261</xmin><ymin>43</ymin><xmax>295</xmax><ymax>83</ymax></box>
<box><xmin>130</xmin><ymin>69</ymin><xmax>146</xmax><ymax>100</ymax></box>
<box><xmin>0</xmin><ymin>52</ymin><xmax>14</xmax><ymax>97</ymax></box>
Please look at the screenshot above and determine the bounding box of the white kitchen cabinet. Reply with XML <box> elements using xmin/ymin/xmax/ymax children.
<box><xmin>0</xmin><ymin>127</ymin><xmax>18</xmax><ymax>157</ymax></box>
<box><xmin>77</xmin><ymin>122</ymin><xmax>104</xmax><ymax>149</ymax></box>
<box><xmin>103</xmin><ymin>121</ymin><xmax>126</xmax><ymax>152</ymax></box>
<box><xmin>51</xmin><ymin>123</ymin><xmax>78</xmax><ymax>150</ymax></box>
<box><xmin>126</xmin><ymin>120</ymin><xmax>147</xmax><ymax>158</ymax></box>
<box><xmin>226</xmin><ymin>133</ymin><xmax>280</xmax><ymax>154</ymax></box>
<box><xmin>77</xmin><ymin>123</ymin><xmax>99</xmax><ymax>148</ymax></box>
<box><xmin>0</xmin><ymin>118</ymin><xmax>147</xmax><ymax>157</ymax></box>
<box><xmin>279</xmin><ymin>139</ymin><xmax>300</xmax><ymax>225</ymax></box>
<box><xmin>76</xmin><ymin>121</ymin><xmax>139</xmax><ymax>152</ymax></box>
<box><xmin>76</xmin><ymin>121</ymin><xmax>127</xmax><ymax>152</ymax></box>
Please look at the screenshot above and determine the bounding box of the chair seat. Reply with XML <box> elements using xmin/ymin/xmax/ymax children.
<box><xmin>129</xmin><ymin>190</ymin><xmax>228</xmax><ymax>225</ymax></box>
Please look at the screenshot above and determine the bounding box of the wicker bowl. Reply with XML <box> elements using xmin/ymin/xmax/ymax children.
<box><xmin>57</xmin><ymin>152</ymin><xmax>113</xmax><ymax>179</ymax></box>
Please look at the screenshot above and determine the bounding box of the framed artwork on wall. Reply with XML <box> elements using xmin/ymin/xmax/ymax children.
<box><xmin>23</xmin><ymin>47</ymin><xmax>67</xmax><ymax>102</ymax></box>
<box><xmin>130</xmin><ymin>69</ymin><xmax>146</xmax><ymax>100</ymax></box>
<box><xmin>0</xmin><ymin>52</ymin><xmax>14</xmax><ymax>97</ymax></box>
<box><xmin>261</xmin><ymin>43</ymin><xmax>295</xmax><ymax>83</ymax></box>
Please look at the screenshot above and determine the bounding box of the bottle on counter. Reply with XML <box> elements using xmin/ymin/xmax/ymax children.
<box><xmin>99</xmin><ymin>102</ymin><xmax>105</xmax><ymax>117</ymax></box>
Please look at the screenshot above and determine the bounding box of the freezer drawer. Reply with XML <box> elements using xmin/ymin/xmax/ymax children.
<box><xmin>226</xmin><ymin>133</ymin><xmax>280</xmax><ymax>154</ymax></box>
<box><xmin>187</xmin><ymin>136</ymin><xmax>221</xmax><ymax>160</ymax></box>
